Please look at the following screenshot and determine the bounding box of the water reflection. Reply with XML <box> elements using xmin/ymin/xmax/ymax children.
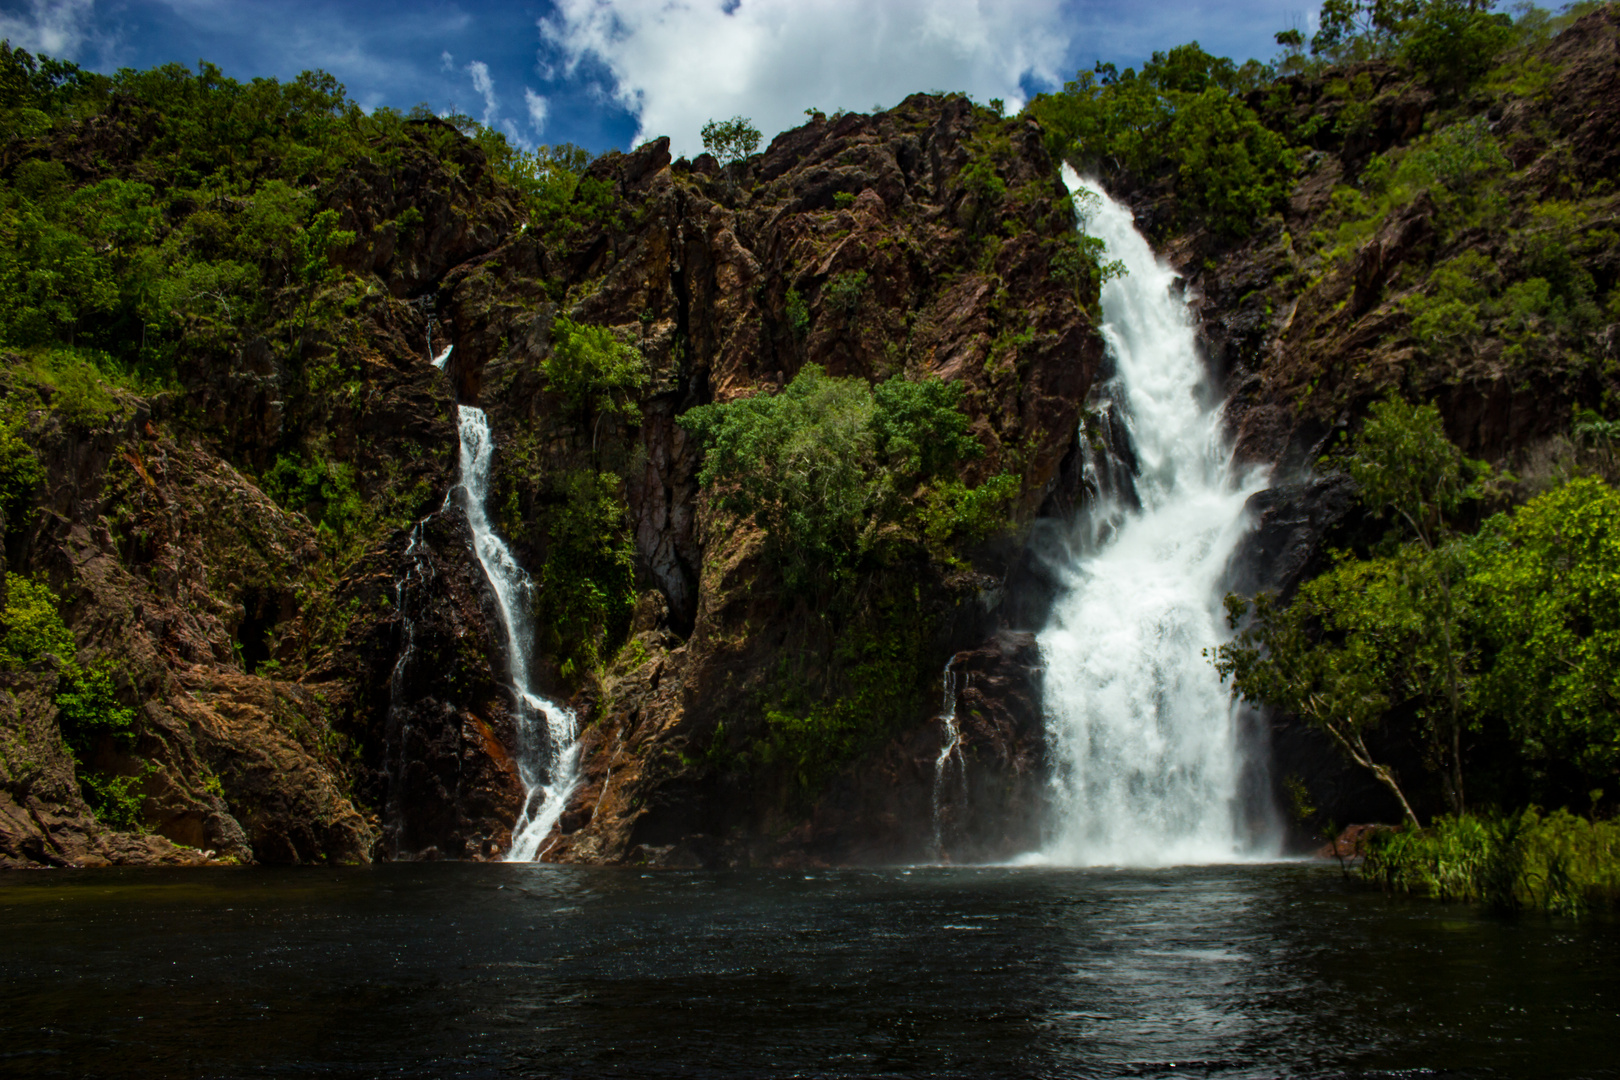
<box><xmin>0</xmin><ymin>864</ymin><xmax>1614</xmax><ymax>1078</ymax></box>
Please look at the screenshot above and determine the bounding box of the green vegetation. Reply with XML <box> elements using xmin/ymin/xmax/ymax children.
<box><xmin>0</xmin><ymin>414</ymin><xmax>43</xmax><ymax>524</ymax></box>
<box><xmin>543</xmin><ymin>316</ymin><xmax>648</xmax><ymax>424</ymax></box>
<box><xmin>537</xmin><ymin>469</ymin><xmax>637</xmax><ymax>680</ymax></box>
<box><xmin>0</xmin><ymin>573</ymin><xmax>143</xmax><ymax>828</ymax></box>
<box><xmin>680</xmin><ymin>365</ymin><xmax>1012</xmax><ymax>591</ymax></box>
<box><xmin>785</xmin><ymin>288</ymin><xmax>810</xmax><ymax>339</ymax></box>
<box><xmin>700</xmin><ymin>115</ymin><xmax>762</xmax><ymax>164</ymax></box>
<box><xmin>1025</xmin><ymin>43</ymin><xmax>1294</xmax><ymax>236</ymax></box>
<box><xmin>1364</xmin><ymin>809</ymin><xmax>1620</xmax><ymax>913</ymax></box>
<box><xmin>262</xmin><ymin>452</ymin><xmax>363</xmax><ymax>551</ymax></box>
<box><xmin>754</xmin><ymin>581</ymin><xmax>935</xmax><ymax>794</ymax></box>
<box><xmin>683</xmin><ymin>367</ymin><xmax>1018</xmax><ymax>792</ymax></box>
<box><xmin>1219</xmin><ymin>396</ymin><xmax>1620</xmax><ymax>826</ymax></box>
<box><xmin>821</xmin><ymin>270</ymin><xmax>868</xmax><ymax>321</ymax></box>
<box><xmin>1310</xmin><ymin>0</ymin><xmax>1516</xmax><ymax>94</ymax></box>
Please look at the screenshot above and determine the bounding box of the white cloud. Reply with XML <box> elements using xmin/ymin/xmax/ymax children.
<box><xmin>525</xmin><ymin>87</ymin><xmax>550</xmax><ymax>135</ymax></box>
<box><xmin>467</xmin><ymin>59</ymin><xmax>498</xmax><ymax>125</ymax></box>
<box><xmin>441</xmin><ymin>49</ymin><xmax>456</xmax><ymax>71</ymax></box>
<box><xmin>0</xmin><ymin>0</ymin><xmax>96</xmax><ymax>58</ymax></box>
<box><xmin>538</xmin><ymin>0</ymin><xmax>1073</xmax><ymax>157</ymax></box>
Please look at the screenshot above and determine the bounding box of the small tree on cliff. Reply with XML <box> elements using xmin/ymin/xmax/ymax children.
<box><xmin>543</xmin><ymin>316</ymin><xmax>647</xmax><ymax>451</ymax></box>
<box><xmin>701</xmin><ymin>116</ymin><xmax>761</xmax><ymax>165</ymax></box>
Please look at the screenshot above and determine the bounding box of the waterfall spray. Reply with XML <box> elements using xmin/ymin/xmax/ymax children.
<box><xmin>1035</xmin><ymin>169</ymin><xmax>1270</xmax><ymax>866</ymax></box>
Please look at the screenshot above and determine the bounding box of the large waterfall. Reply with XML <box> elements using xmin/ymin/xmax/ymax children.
<box><xmin>436</xmin><ymin>360</ymin><xmax>579</xmax><ymax>862</ymax></box>
<box><xmin>1035</xmin><ymin>169</ymin><xmax>1270</xmax><ymax>866</ymax></box>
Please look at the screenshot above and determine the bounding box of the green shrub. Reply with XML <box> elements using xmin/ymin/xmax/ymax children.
<box><xmin>822</xmin><ymin>271</ymin><xmax>868</xmax><ymax>320</ymax></box>
<box><xmin>0</xmin><ymin>573</ymin><xmax>76</xmax><ymax>666</ymax></box>
<box><xmin>538</xmin><ymin>469</ymin><xmax>637</xmax><ymax>680</ymax></box>
<box><xmin>1363</xmin><ymin>808</ymin><xmax>1620</xmax><ymax>915</ymax></box>
<box><xmin>785</xmin><ymin>288</ymin><xmax>810</xmax><ymax>339</ymax></box>
<box><xmin>263</xmin><ymin>452</ymin><xmax>363</xmax><ymax>549</ymax></box>
<box><xmin>543</xmin><ymin>316</ymin><xmax>647</xmax><ymax>421</ymax></box>
<box><xmin>681</xmin><ymin>365</ymin><xmax>1009</xmax><ymax>592</ymax></box>
<box><xmin>0</xmin><ymin>416</ymin><xmax>44</xmax><ymax>524</ymax></box>
<box><xmin>0</xmin><ymin>572</ymin><xmax>143</xmax><ymax>826</ymax></box>
<box><xmin>79</xmin><ymin>766</ymin><xmax>152</xmax><ymax>831</ymax></box>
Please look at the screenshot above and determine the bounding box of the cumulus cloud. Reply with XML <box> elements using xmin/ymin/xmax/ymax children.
<box><xmin>0</xmin><ymin>0</ymin><xmax>97</xmax><ymax>58</ymax></box>
<box><xmin>539</xmin><ymin>0</ymin><xmax>1073</xmax><ymax>156</ymax></box>
<box><xmin>441</xmin><ymin>49</ymin><xmax>456</xmax><ymax>71</ymax></box>
<box><xmin>525</xmin><ymin>87</ymin><xmax>550</xmax><ymax>135</ymax></box>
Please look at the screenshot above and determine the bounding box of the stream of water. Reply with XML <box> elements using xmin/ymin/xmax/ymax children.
<box><xmin>1035</xmin><ymin>171</ymin><xmax>1271</xmax><ymax>867</ymax></box>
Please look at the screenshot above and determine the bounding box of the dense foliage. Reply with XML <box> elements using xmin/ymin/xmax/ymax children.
<box><xmin>543</xmin><ymin>316</ymin><xmax>648</xmax><ymax>423</ymax></box>
<box><xmin>1219</xmin><ymin>397</ymin><xmax>1620</xmax><ymax>826</ymax></box>
<box><xmin>1024</xmin><ymin>42</ymin><xmax>1295</xmax><ymax>236</ymax></box>
<box><xmin>680</xmin><ymin>365</ymin><xmax>1014</xmax><ymax>592</ymax></box>
<box><xmin>1363</xmin><ymin>809</ymin><xmax>1620</xmax><ymax>913</ymax></box>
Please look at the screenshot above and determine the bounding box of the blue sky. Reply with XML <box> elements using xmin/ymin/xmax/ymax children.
<box><xmin>1</xmin><ymin>0</ymin><xmax>1319</xmax><ymax>155</ymax></box>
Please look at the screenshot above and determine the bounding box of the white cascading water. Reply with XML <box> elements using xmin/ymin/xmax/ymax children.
<box><xmin>930</xmin><ymin>656</ymin><xmax>965</xmax><ymax>860</ymax></box>
<box><xmin>1034</xmin><ymin>168</ymin><xmax>1269</xmax><ymax>866</ymax></box>
<box><xmin>432</xmin><ymin>344</ymin><xmax>580</xmax><ymax>862</ymax></box>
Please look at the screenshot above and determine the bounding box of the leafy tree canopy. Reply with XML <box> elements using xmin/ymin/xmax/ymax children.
<box><xmin>681</xmin><ymin>365</ymin><xmax>1010</xmax><ymax>591</ymax></box>
<box><xmin>701</xmin><ymin>116</ymin><xmax>762</xmax><ymax>164</ymax></box>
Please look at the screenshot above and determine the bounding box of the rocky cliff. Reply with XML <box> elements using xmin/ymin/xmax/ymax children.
<box><xmin>1</xmin><ymin>91</ymin><xmax>1099</xmax><ymax>867</ymax></box>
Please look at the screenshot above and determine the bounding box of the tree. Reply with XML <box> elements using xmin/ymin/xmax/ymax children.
<box><xmin>680</xmin><ymin>365</ymin><xmax>1002</xmax><ymax>591</ymax></box>
<box><xmin>1344</xmin><ymin>395</ymin><xmax>1485</xmax><ymax>812</ymax></box>
<box><xmin>1466</xmin><ymin>478</ymin><xmax>1620</xmax><ymax>788</ymax></box>
<box><xmin>1216</xmin><ymin>573</ymin><xmax>1424</xmax><ymax>827</ymax></box>
<box><xmin>1217</xmin><ymin>396</ymin><xmax>1486</xmax><ymax>822</ymax></box>
<box><xmin>700</xmin><ymin>116</ymin><xmax>762</xmax><ymax>165</ymax></box>
<box><xmin>1311</xmin><ymin>0</ymin><xmax>1418</xmax><ymax>59</ymax></box>
<box><xmin>1403</xmin><ymin>0</ymin><xmax>1514</xmax><ymax>95</ymax></box>
<box><xmin>291</xmin><ymin>208</ymin><xmax>355</xmax><ymax>348</ymax></box>
<box><xmin>542</xmin><ymin>316</ymin><xmax>648</xmax><ymax>443</ymax></box>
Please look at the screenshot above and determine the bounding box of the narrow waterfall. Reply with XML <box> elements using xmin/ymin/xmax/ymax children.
<box><xmin>431</xmin><ymin>351</ymin><xmax>579</xmax><ymax>862</ymax></box>
<box><xmin>930</xmin><ymin>657</ymin><xmax>965</xmax><ymax>860</ymax></box>
<box><xmin>1035</xmin><ymin>168</ymin><xmax>1269</xmax><ymax>866</ymax></box>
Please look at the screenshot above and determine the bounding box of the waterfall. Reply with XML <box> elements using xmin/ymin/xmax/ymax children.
<box><xmin>446</xmin><ymin>406</ymin><xmax>581</xmax><ymax>862</ymax></box>
<box><xmin>422</xmin><ymin>341</ymin><xmax>578</xmax><ymax>861</ymax></box>
<box><xmin>1034</xmin><ymin>168</ymin><xmax>1269</xmax><ymax>866</ymax></box>
<box><xmin>930</xmin><ymin>656</ymin><xmax>966</xmax><ymax>860</ymax></box>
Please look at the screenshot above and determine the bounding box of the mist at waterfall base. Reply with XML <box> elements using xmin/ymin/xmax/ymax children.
<box><xmin>6</xmin><ymin>864</ymin><xmax>1618</xmax><ymax>1080</ymax></box>
<box><xmin>1031</xmin><ymin>171</ymin><xmax>1271</xmax><ymax>868</ymax></box>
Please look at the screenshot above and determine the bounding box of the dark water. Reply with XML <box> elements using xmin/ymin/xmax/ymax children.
<box><xmin>1</xmin><ymin>863</ymin><xmax>1615</xmax><ymax>1079</ymax></box>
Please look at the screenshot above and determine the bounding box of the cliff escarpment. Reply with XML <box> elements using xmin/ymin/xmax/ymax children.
<box><xmin>0</xmin><ymin>70</ymin><xmax>1100</xmax><ymax>867</ymax></box>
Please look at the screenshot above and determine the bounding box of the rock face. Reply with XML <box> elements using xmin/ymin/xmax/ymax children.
<box><xmin>2</xmin><ymin>95</ymin><xmax>1099</xmax><ymax>867</ymax></box>
<box><xmin>457</xmin><ymin>95</ymin><xmax>1099</xmax><ymax>866</ymax></box>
